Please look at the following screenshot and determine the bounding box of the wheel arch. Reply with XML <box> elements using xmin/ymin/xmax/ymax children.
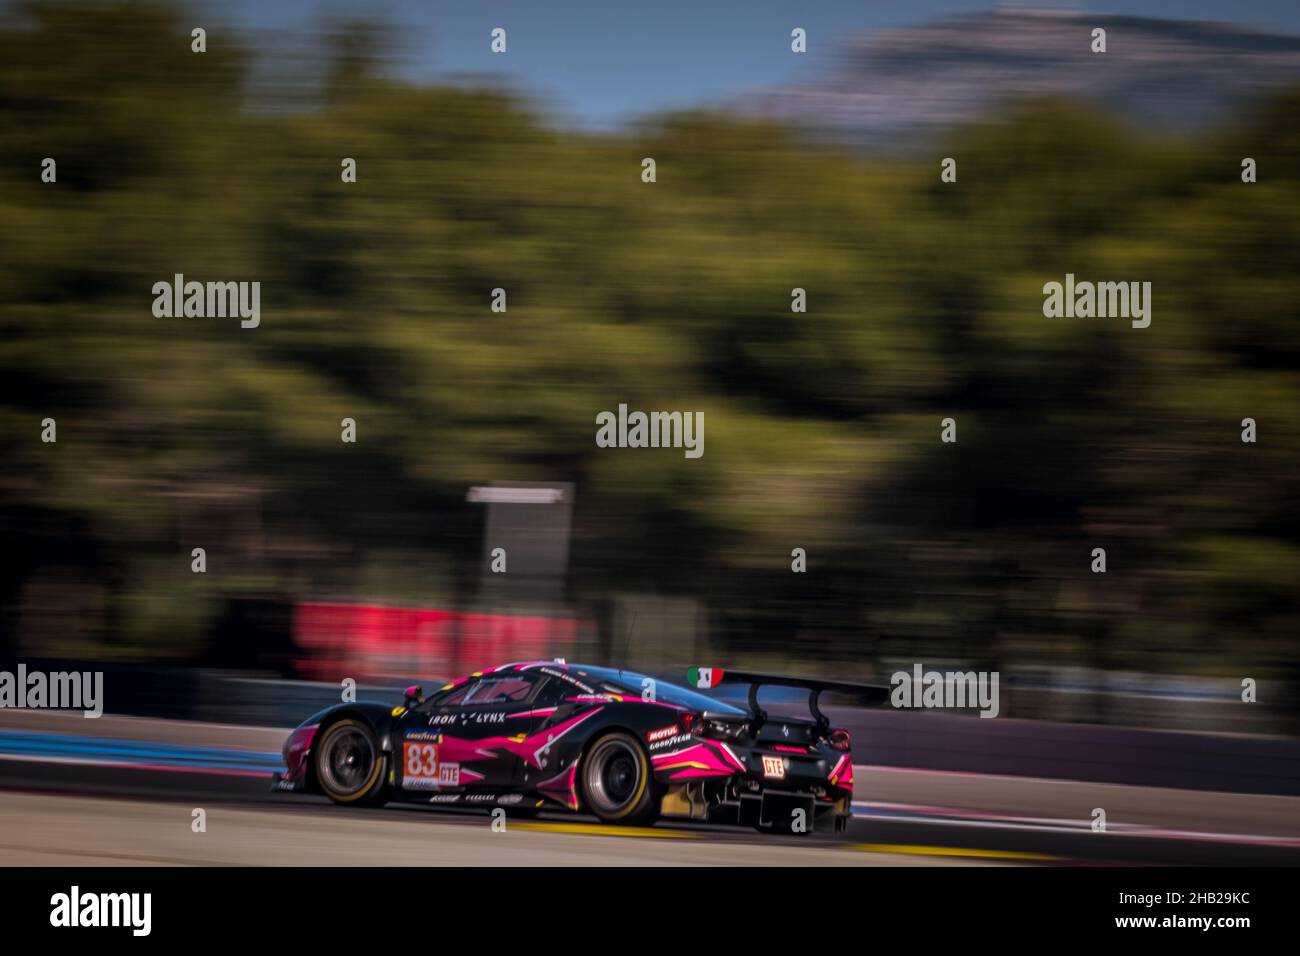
<box><xmin>305</xmin><ymin>706</ymin><xmax>394</xmax><ymax>794</ymax></box>
<box><xmin>576</xmin><ymin>726</ymin><xmax>661</xmax><ymax>823</ymax></box>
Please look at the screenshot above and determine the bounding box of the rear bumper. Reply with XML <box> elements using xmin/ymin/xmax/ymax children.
<box><xmin>654</xmin><ymin>737</ymin><xmax>853</xmax><ymax>830</ymax></box>
<box><xmin>661</xmin><ymin>787</ymin><xmax>849</xmax><ymax>832</ymax></box>
<box><xmin>653</xmin><ymin>737</ymin><xmax>850</xmax><ymax>784</ymax></box>
<box><xmin>739</xmin><ymin>791</ymin><xmax>818</xmax><ymax>829</ymax></box>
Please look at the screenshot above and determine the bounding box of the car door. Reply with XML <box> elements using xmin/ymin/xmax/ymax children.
<box><xmin>399</xmin><ymin>673</ymin><xmax>543</xmax><ymax>793</ymax></box>
<box><xmin>507</xmin><ymin>675</ymin><xmax>576</xmax><ymax>788</ymax></box>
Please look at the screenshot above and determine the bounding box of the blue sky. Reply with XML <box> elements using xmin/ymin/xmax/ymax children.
<box><xmin>218</xmin><ymin>1</ymin><xmax>1300</xmax><ymax>126</ymax></box>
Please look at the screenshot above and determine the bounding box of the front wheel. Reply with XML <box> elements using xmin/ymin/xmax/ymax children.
<box><xmin>579</xmin><ymin>732</ymin><xmax>659</xmax><ymax>826</ymax></box>
<box><xmin>313</xmin><ymin>718</ymin><xmax>388</xmax><ymax>806</ymax></box>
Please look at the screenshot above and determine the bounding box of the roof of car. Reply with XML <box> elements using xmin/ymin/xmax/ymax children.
<box><xmin>453</xmin><ymin>661</ymin><xmax>746</xmax><ymax>714</ymax></box>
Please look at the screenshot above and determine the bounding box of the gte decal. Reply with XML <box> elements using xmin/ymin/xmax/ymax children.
<box><xmin>402</xmin><ymin>732</ymin><xmax>460</xmax><ymax>789</ymax></box>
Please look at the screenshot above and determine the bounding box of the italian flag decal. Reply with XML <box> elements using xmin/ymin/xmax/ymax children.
<box><xmin>687</xmin><ymin>666</ymin><xmax>724</xmax><ymax>689</ymax></box>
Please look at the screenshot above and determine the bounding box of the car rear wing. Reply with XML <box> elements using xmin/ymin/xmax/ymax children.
<box><xmin>686</xmin><ymin>666</ymin><xmax>890</xmax><ymax>731</ymax></box>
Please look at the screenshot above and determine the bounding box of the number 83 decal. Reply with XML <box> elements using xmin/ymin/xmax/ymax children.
<box><xmin>405</xmin><ymin>742</ymin><xmax>438</xmax><ymax>777</ymax></box>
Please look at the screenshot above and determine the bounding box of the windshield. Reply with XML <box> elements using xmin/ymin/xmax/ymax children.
<box><xmin>574</xmin><ymin>666</ymin><xmax>746</xmax><ymax>715</ymax></box>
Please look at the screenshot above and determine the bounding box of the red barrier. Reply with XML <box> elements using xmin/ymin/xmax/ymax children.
<box><xmin>292</xmin><ymin>602</ymin><xmax>579</xmax><ymax>681</ymax></box>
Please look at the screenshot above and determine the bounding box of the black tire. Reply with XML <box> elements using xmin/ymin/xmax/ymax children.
<box><xmin>579</xmin><ymin>731</ymin><xmax>659</xmax><ymax>826</ymax></box>
<box><xmin>313</xmin><ymin>718</ymin><xmax>388</xmax><ymax>806</ymax></box>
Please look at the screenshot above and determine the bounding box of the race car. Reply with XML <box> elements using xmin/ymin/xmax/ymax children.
<box><xmin>272</xmin><ymin>660</ymin><xmax>886</xmax><ymax>832</ymax></box>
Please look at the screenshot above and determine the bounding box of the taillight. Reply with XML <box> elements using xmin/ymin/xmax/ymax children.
<box><xmin>829</xmin><ymin>728</ymin><xmax>851</xmax><ymax>752</ymax></box>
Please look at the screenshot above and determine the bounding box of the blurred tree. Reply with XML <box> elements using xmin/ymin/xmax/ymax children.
<box><xmin>0</xmin><ymin>1</ymin><xmax>1295</xmax><ymax>682</ymax></box>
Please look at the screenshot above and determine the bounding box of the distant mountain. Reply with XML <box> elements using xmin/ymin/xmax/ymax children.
<box><xmin>737</xmin><ymin>10</ymin><xmax>1300</xmax><ymax>142</ymax></box>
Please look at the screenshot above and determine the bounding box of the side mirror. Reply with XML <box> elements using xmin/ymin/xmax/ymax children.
<box><xmin>403</xmin><ymin>685</ymin><xmax>423</xmax><ymax>707</ymax></box>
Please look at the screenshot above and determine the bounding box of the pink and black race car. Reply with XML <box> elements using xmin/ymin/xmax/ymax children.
<box><xmin>273</xmin><ymin>661</ymin><xmax>886</xmax><ymax>832</ymax></box>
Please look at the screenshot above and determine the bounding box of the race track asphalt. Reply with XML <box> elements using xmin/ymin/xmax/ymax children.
<box><xmin>0</xmin><ymin>712</ymin><xmax>1296</xmax><ymax>866</ymax></box>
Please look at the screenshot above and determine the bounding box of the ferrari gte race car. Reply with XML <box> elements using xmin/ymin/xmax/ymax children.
<box><xmin>273</xmin><ymin>661</ymin><xmax>886</xmax><ymax>832</ymax></box>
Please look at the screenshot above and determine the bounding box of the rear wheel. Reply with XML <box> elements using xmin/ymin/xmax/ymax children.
<box><xmin>314</xmin><ymin>719</ymin><xmax>388</xmax><ymax>806</ymax></box>
<box><xmin>579</xmin><ymin>732</ymin><xmax>658</xmax><ymax>826</ymax></box>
